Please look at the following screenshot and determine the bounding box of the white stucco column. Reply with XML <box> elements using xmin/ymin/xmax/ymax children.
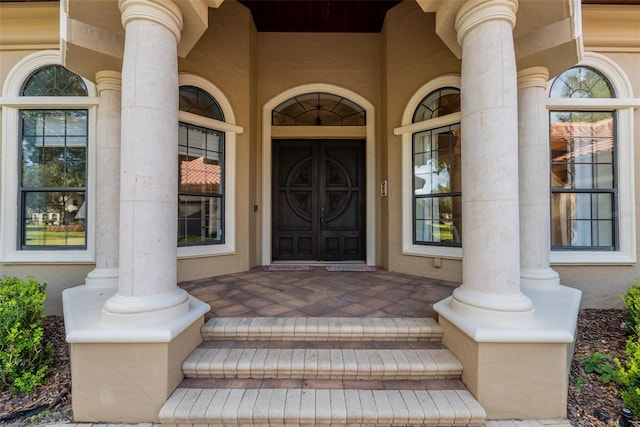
<box><xmin>451</xmin><ymin>0</ymin><xmax>534</xmax><ymax>323</ymax></box>
<box><xmin>102</xmin><ymin>0</ymin><xmax>189</xmax><ymax>327</ymax></box>
<box><xmin>85</xmin><ymin>71</ymin><xmax>121</xmax><ymax>289</ymax></box>
<box><xmin>518</xmin><ymin>67</ymin><xmax>560</xmax><ymax>289</ymax></box>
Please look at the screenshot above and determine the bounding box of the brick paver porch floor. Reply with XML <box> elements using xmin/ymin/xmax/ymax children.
<box><xmin>179</xmin><ymin>267</ymin><xmax>460</xmax><ymax>321</ymax></box>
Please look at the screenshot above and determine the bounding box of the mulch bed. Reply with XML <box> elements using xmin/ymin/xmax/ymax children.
<box><xmin>0</xmin><ymin>316</ymin><xmax>72</xmax><ymax>427</ymax></box>
<box><xmin>0</xmin><ymin>309</ymin><xmax>637</xmax><ymax>426</ymax></box>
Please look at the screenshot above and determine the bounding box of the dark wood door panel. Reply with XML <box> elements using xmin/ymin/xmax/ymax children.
<box><xmin>273</xmin><ymin>139</ymin><xmax>365</xmax><ymax>261</ymax></box>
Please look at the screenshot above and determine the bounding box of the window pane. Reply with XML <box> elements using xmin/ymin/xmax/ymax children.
<box><xmin>551</xmin><ymin>192</ymin><xmax>615</xmax><ymax>249</ymax></box>
<box><xmin>413</xmin><ymin>125</ymin><xmax>460</xmax><ymax>195</ymax></box>
<box><xmin>550</xmin><ymin>112</ymin><xmax>614</xmax><ymax>190</ymax></box>
<box><xmin>413</xmin><ymin>87</ymin><xmax>460</xmax><ymax>122</ymax></box>
<box><xmin>179</xmin><ymin>86</ymin><xmax>224</xmax><ymax>121</ymax></box>
<box><xmin>272</xmin><ymin>92</ymin><xmax>365</xmax><ymax>126</ymax></box>
<box><xmin>178</xmin><ymin>195</ymin><xmax>222</xmax><ymax>244</ymax></box>
<box><xmin>415</xmin><ymin>195</ymin><xmax>461</xmax><ymax>245</ymax></box>
<box><xmin>23</xmin><ymin>191</ymin><xmax>86</xmax><ymax>247</ymax></box>
<box><xmin>21</xmin><ymin>65</ymin><xmax>88</xmax><ymax>97</ymax></box>
<box><xmin>549</xmin><ymin>66</ymin><xmax>614</xmax><ymax>98</ymax></box>
<box><xmin>21</xmin><ymin>110</ymin><xmax>88</xmax><ymax>188</ymax></box>
<box><xmin>20</xmin><ymin>110</ymin><xmax>88</xmax><ymax>249</ymax></box>
<box><xmin>178</xmin><ymin>122</ymin><xmax>225</xmax><ymax>246</ymax></box>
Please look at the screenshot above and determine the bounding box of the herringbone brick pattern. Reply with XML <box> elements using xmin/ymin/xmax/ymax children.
<box><xmin>179</xmin><ymin>268</ymin><xmax>459</xmax><ymax>320</ymax></box>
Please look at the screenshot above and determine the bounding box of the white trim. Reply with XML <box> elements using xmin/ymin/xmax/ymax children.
<box><xmin>548</xmin><ymin>52</ymin><xmax>636</xmax><ymax>265</ymax></box>
<box><xmin>176</xmin><ymin>73</ymin><xmax>242</xmax><ymax>259</ymax></box>
<box><xmin>396</xmin><ymin>75</ymin><xmax>463</xmax><ymax>259</ymax></box>
<box><xmin>261</xmin><ymin>83</ymin><xmax>376</xmax><ymax>266</ymax></box>
<box><xmin>1</xmin><ymin>51</ymin><xmax>97</xmax><ymax>263</ymax></box>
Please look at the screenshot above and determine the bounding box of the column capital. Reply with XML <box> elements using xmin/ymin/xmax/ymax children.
<box><xmin>119</xmin><ymin>0</ymin><xmax>183</xmax><ymax>44</ymax></box>
<box><xmin>95</xmin><ymin>70</ymin><xmax>122</xmax><ymax>94</ymax></box>
<box><xmin>517</xmin><ymin>66</ymin><xmax>549</xmax><ymax>90</ymax></box>
<box><xmin>455</xmin><ymin>0</ymin><xmax>518</xmax><ymax>45</ymax></box>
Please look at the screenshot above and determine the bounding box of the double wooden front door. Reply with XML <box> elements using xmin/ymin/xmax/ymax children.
<box><xmin>272</xmin><ymin>139</ymin><xmax>365</xmax><ymax>261</ymax></box>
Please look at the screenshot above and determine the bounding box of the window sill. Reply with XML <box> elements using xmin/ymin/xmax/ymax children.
<box><xmin>550</xmin><ymin>250</ymin><xmax>636</xmax><ymax>265</ymax></box>
<box><xmin>1</xmin><ymin>250</ymin><xmax>94</xmax><ymax>264</ymax></box>
<box><xmin>402</xmin><ymin>243</ymin><xmax>462</xmax><ymax>260</ymax></box>
<box><xmin>178</xmin><ymin>242</ymin><xmax>235</xmax><ymax>259</ymax></box>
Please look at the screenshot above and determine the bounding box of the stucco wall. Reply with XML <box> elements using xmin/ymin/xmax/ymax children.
<box><xmin>383</xmin><ymin>2</ymin><xmax>463</xmax><ymax>281</ymax></box>
<box><xmin>0</xmin><ymin>47</ymin><xmax>93</xmax><ymax>315</ymax></box>
<box><xmin>553</xmin><ymin>51</ymin><xmax>640</xmax><ymax>308</ymax></box>
<box><xmin>255</xmin><ymin>29</ymin><xmax>384</xmax><ymax>264</ymax></box>
<box><xmin>176</xmin><ymin>1</ymin><xmax>254</xmax><ymax>280</ymax></box>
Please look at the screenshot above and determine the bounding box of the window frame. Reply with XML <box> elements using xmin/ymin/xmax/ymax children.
<box><xmin>19</xmin><ymin>108</ymin><xmax>90</xmax><ymax>250</ymax></box>
<box><xmin>548</xmin><ymin>52</ymin><xmax>637</xmax><ymax>265</ymax></box>
<box><xmin>395</xmin><ymin>75</ymin><xmax>462</xmax><ymax>259</ymax></box>
<box><xmin>1</xmin><ymin>51</ymin><xmax>98</xmax><ymax>263</ymax></box>
<box><xmin>176</xmin><ymin>73</ymin><xmax>242</xmax><ymax>259</ymax></box>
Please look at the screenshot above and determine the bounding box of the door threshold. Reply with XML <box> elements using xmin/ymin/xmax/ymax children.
<box><xmin>271</xmin><ymin>261</ymin><xmax>368</xmax><ymax>266</ymax></box>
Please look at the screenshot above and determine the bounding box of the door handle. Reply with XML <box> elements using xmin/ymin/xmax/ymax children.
<box><xmin>320</xmin><ymin>213</ymin><xmax>325</xmax><ymax>230</ymax></box>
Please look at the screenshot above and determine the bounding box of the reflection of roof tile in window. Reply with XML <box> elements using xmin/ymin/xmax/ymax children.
<box><xmin>551</xmin><ymin>118</ymin><xmax>613</xmax><ymax>162</ymax></box>
<box><xmin>180</xmin><ymin>157</ymin><xmax>220</xmax><ymax>187</ymax></box>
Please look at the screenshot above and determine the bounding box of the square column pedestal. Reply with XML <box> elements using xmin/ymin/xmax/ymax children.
<box><xmin>63</xmin><ymin>286</ymin><xmax>209</xmax><ymax>422</ymax></box>
<box><xmin>434</xmin><ymin>285</ymin><xmax>581</xmax><ymax>419</ymax></box>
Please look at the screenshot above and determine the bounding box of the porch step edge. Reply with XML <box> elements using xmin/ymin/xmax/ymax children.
<box><xmin>201</xmin><ymin>317</ymin><xmax>443</xmax><ymax>341</ymax></box>
<box><xmin>183</xmin><ymin>348</ymin><xmax>462</xmax><ymax>380</ymax></box>
<box><xmin>159</xmin><ymin>388</ymin><xmax>486</xmax><ymax>426</ymax></box>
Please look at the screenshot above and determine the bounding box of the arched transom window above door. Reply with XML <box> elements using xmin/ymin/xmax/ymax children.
<box><xmin>272</xmin><ymin>92</ymin><xmax>365</xmax><ymax>126</ymax></box>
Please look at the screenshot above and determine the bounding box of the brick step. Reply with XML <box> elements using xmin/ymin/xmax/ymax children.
<box><xmin>183</xmin><ymin>347</ymin><xmax>462</xmax><ymax>380</ymax></box>
<box><xmin>201</xmin><ymin>317</ymin><xmax>443</xmax><ymax>341</ymax></box>
<box><xmin>159</xmin><ymin>388</ymin><xmax>486</xmax><ymax>426</ymax></box>
<box><xmin>200</xmin><ymin>339</ymin><xmax>446</xmax><ymax>349</ymax></box>
<box><xmin>179</xmin><ymin>377</ymin><xmax>467</xmax><ymax>391</ymax></box>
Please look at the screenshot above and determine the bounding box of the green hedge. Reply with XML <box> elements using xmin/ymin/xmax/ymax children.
<box><xmin>617</xmin><ymin>279</ymin><xmax>640</xmax><ymax>414</ymax></box>
<box><xmin>0</xmin><ymin>276</ymin><xmax>53</xmax><ymax>394</ymax></box>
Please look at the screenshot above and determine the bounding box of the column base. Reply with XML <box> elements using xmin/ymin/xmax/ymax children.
<box><xmin>434</xmin><ymin>285</ymin><xmax>581</xmax><ymax>419</ymax></box>
<box><xmin>451</xmin><ymin>285</ymin><xmax>535</xmax><ymax>326</ymax></box>
<box><xmin>85</xmin><ymin>267</ymin><xmax>119</xmax><ymax>289</ymax></box>
<box><xmin>520</xmin><ymin>267</ymin><xmax>560</xmax><ymax>289</ymax></box>
<box><xmin>102</xmin><ymin>287</ymin><xmax>190</xmax><ymax>328</ymax></box>
<box><xmin>62</xmin><ymin>285</ymin><xmax>210</xmax><ymax>422</ymax></box>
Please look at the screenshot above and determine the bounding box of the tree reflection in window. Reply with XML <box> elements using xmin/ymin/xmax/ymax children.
<box><xmin>20</xmin><ymin>109</ymin><xmax>88</xmax><ymax>248</ymax></box>
<box><xmin>21</xmin><ymin>65</ymin><xmax>88</xmax><ymax>97</ymax></box>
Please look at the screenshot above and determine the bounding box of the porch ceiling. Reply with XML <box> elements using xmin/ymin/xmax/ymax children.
<box><xmin>237</xmin><ymin>0</ymin><xmax>402</xmax><ymax>33</ymax></box>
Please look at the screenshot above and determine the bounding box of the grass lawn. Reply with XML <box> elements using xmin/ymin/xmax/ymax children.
<box><xmin>25</xmin><ymin>226</ymin><xmax>85</xmax><ymax>246</ymax></box>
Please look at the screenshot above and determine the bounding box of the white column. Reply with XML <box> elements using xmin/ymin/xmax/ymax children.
<box><xmin>518</xmin><ymin>67</ymin><xmax>560</xmax><ymax>288</ymax></box>
<box><xmin>451</xmin><ymin>0</ymin><xmax>534</xmax><ymax>323</ymax></box>
<box><xmin>85</xmin><ymin>71</ymin><xmax>121</xmax><ymax>289</ymax></box>
<box><xmin>102</xmin><ymin>0</ymin><xmax>189</xmax><ymax>327</ymax></box>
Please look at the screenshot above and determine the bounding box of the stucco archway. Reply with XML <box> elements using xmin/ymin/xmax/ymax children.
<box><xmin>261</xmin><ymin>83</ymin><xmax>376</xmax><ymax>266</ymax></box>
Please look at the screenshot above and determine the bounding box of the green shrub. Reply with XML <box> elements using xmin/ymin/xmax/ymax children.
<box><xmin>616</xmin><ymin>338</ymin><xmax>640</xmax><ymax>414</ymax></box>
<box><xmin>616</xmin><ymin>278</ymin><xmax>640</xmax><ymax>414</ymax></box>
<box><xmin>0</xmin><ymin>276</ymin><xmax>53</xmax><ymax>394</ymax></box>
<box><xmin>622</xmin><ymin>278</ymin><xmax>640</xmax><ymax>334</ymax></box>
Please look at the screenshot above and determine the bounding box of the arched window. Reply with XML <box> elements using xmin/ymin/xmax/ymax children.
<box><xmin>395</xmin><ymin>76</ymin><xmax>462</xmax><ymax>259</ymax></box>
<box><xmin>176</xmin><ymin>74</ymin><xmax>242</xmax><ymax>258</ymax></box>
<box><xmin>548</xmin><ymin>53</ymin><xmax>636</xmax><ymax>264</ymax></box>
<box><xmin>21</xmin><ymin>65</ymin><xmax>88</xmax><ymax>97</ymax></box>
<box><xmin>1</xmin><ymin>52</ymin><xmax>97</xmax><ymax>262</ymax></box>
<box><xmin>411</xmin><ymin>88</ymin><xmax>461</xmax><ymax>247</ymax></box>
<box><xmin>178</xmin><ymin>85</ymin><xmax>225</xmax><ymax>247</ymax></box>
<box><xmin>19</xmin><ymin>66</ymin><xmax>89</xmax><ymax>249</ymax></box>
<box><xmin>272</xmin><ymin>92</ymin><xmax>365</xmax><ymax>126</ymax></box>
<box><xmin>550</xmin><ymin>67</ymin><xmax>616</xmax><ymax>251</ymax></box>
